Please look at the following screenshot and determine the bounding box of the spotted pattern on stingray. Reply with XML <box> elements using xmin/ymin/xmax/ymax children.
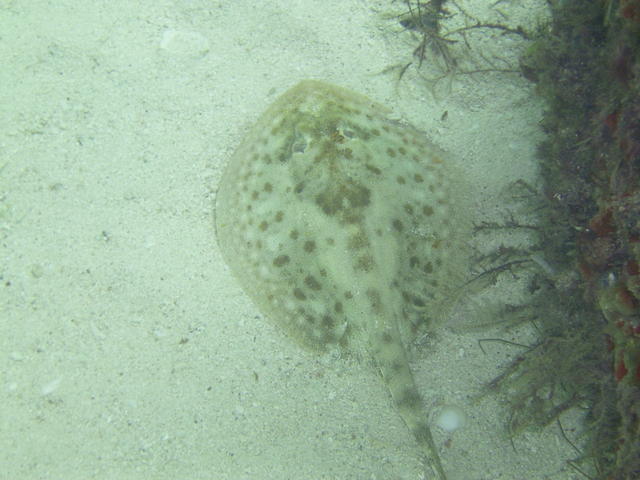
<box><xmin>215</xmin><ymin>80</ymin><xmax>470</xmax><ymax>480</ymax></box>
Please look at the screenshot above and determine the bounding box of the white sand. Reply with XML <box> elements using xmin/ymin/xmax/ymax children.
<box><xmin>1</xmin><ymin>1</ymin><xmax>588</xmax><ymax>478</ymax></box>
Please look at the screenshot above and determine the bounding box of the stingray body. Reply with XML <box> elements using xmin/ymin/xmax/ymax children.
<box><xmin>215</xmin><ymin>80</ymin><xmax>469</xmax><ymax>479</ymax></box>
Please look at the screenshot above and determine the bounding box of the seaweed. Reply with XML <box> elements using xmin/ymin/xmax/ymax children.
<box><xmin>388</xmin><ymin>0</ymin><xmax>528</xmax><ymax>92</ymax></box>
<box><xmin>487</xmin><ymin>0</ymin><xmax>640</xmax><ymax>477</ymax></box>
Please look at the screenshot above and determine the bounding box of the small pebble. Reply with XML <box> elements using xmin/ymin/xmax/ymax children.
<box><xmin>434</xmin><ymin>404</ymin><xmax>467</xmax><ymax>433</ymax></box>
<box><xmin>41</xmin><ymin>377</ymin><xmax>62</xmax><ymax>396</ymax></box>
<box><xmin>160</xmin><ymin>29</ymin><xmax>210</xmax><ymax>58</ymax></box>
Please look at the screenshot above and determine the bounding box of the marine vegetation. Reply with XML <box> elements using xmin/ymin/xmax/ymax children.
<box><xmin>478</xmin><ymin>1</ymin><xmax>640</xmax><ymax>478</ymax></box>
<box><xmin>389</xmin><ymin>0</ymin><xmax>529</xmax><ymax>91</ymax></box>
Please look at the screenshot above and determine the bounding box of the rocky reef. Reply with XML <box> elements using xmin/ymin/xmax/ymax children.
<box><xmin>518</xmin><ymin>0</ymin><xmax>640</xmax><ymax>477</ymax></box>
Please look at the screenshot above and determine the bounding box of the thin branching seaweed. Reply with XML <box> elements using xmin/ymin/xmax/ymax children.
<box><xmin>388</xmin><ymin>0</ymin><xmax>529</xmax><ymax>93</ymax></box>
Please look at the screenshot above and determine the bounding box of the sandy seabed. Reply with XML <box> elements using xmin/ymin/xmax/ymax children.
<box><xmin>1</xmin><ymin>1</ymin><xmax>588</xmax><ymax>479</ymax></box>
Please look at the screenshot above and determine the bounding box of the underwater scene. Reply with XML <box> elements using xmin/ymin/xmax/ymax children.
<box><xmin>1</xmin><ymin>1</ymin><xmax>638</xmax><ymax>479</ymax></box>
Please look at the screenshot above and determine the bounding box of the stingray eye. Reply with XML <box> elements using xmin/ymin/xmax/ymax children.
<box><xmin>330</xmin><ymin>129</ymin><xmax>345</xmax><ymax>144</ymax></box>
<box><xmin>292</xmin><ymin>139</ymin><xmax>307</xmax><ymax>153</ymax></box>
<box><xmin>291</xmin><ymin>129</ymin><xmax>308</xmax><ymax>154</ymax></box>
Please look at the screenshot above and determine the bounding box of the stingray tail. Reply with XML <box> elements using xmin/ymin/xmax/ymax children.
<box><xmin>372</xmin><ymin>328</ymin><xmax>447</xmax><ymax>480</ymax></box>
